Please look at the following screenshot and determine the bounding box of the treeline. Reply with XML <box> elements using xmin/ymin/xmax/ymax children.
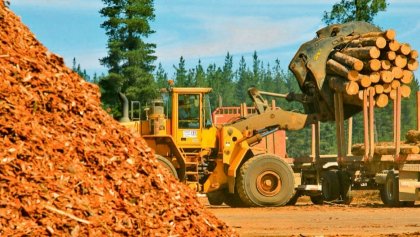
<box><xmin>153</xmin><ymin>51</ymin><xmax>420</xmax><ymax>157</ymax></box>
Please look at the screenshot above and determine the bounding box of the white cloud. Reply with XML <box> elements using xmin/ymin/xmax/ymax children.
<box><xmin>155</xmin><ymin>15</ymin><xmax>321</xmax><ymax>62</ymax></box>
<box><xmin>11</xmin><ymin>0</ymin><xmax>103</xmax><ymax>10</ymax></box>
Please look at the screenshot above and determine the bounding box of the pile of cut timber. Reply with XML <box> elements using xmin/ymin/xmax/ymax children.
<box><xmin>328</xmin><ymin>29</ymin><xmax>418</xmax><ymax>108</ymax></box>
<box><xmin>0</xmin><ymin>2</ymin><xmax>235</xmax><ymax>236</ymax></box>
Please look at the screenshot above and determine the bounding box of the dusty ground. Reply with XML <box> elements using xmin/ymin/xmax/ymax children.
<box><xmin>204</xmin><ymin>191</ymin><xmax>420</xmax><ymax>237</ymax></box>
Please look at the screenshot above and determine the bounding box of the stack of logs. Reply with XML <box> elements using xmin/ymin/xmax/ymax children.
<box><xmin>328</xmin><ymin>29</ymin><xmax>418</xmax><ymax>108</ymax></box>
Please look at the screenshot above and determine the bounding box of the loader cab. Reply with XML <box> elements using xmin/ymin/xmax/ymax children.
<box><xmin>168</xmin><ymin>87</ymin><xmax>215</xmax><ymax>149</ymax></box>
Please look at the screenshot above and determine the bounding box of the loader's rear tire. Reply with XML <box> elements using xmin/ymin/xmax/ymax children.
<box><xmin>321</xmin><ymin>170</ymin><xmax>340</xmax><ymax>201</ymax></box>
<box><xmin>207</xmin><ymin>190</ymin><xmax>225</xmax><ymax>206</ymax></box>
<box><xmin>156</xmin><ymin>155</ymin><xmax>178</xmax><ymax>179</ymax></box>
<box><xmin>224</xmin><ymin>192</ymin><xmax>246</xmax><ymax>208</ymax></box>
<box><xmin>380</xmin><ymin>171</ymin><xmax>399</xmax><ymax>207</ymax></box>
<box><xmin>236</xmin><ymin>154</ymin><xmax>295</xmax><ymax>207</ymax></box>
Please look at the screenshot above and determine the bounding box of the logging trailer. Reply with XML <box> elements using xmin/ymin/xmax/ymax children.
<box><xmin>120</xmin><ymin>21</ymin><xmax>419</xmax><ymax>207</ymax></box>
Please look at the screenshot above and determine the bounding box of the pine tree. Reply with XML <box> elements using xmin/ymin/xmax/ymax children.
<box><xmin>323</xmin><ymin>0</ymin><xmax>388</xmax><ymax>25</ymax></box>
<box><xmin>155</xmin><ymin>63</ymin><xmax>168</xmax><ymax>89</ymax></box>
<box><xmin>174</xmin><ymin>56</ymin><xmax>187</xmax><ymax>86</ymax></box>
<box><xmin>99</xmin><ymin>0</ymin><xmax>158</xmax><ymax>113</ymax></box>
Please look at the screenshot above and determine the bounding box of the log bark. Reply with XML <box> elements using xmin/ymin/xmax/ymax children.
<box><xmin>331</xmin><ymin>51</ymin><xmax>364</xmax><ymax>71</ymax></box>
<box><xmin>401</xmin><ymin>70</ymin><xmax>414</xmax><ymax>84</ymax></box>
<box><xmin>375</xmin><ymin>94</ymin><xmax>389</xmax><ymax>108</ymax></box>
<box><xmin>341</xmin><ymin>46</ymin><xmax>381</xmax><ymax>60</ymax></box>
<box><xmin>346</xmin><ymin>36</ymin><xmax>387</xmax><ymax>49</ymax></box>
<box><xmin>328</xmin><ymin>76</ymin><xmax>359</xmax><ymax>95</ymax></box>
<box><xmin>360</xmin><ymin>29</ymin><xmax>395</xmax><ymax>40</ymax></box>
<box><xmin>352</xmin><ymin>143</ymin><xmax>419</xmax><ymax>156</ymax></box>
<box><xmin>406</xmin><ymin>130</ymin><xmax>420</xmax><ymax>143</ymax></box>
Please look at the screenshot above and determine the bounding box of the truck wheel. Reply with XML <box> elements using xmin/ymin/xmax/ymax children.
<box><xmin>206</xmin><ymin>190</ymin><xmax>225</xmax><ymax>206</ymax></box>
<box><xmin>338</xmin><ymin>171</ymin><xmax>353</xmax><ymax>204</ymax></box>
<box><xmin>310</xmin><ymin>195</ymin><xmax>324</xmax><ymax>205</ymax></box>
<box><xmin>156</xmin><ymin>155</ymin><xmax>178</xmax><ymax>179</ymax></box>
<box><xmin>380</xmin><ymin>171</ymin><xmax>399</xmax><ymax>207</ymax></box>
<box><xmin>224</xmin><ymin>191</ymin><xmax>246</xmax><ymax>208</ymax></box>
<box><xmin>237</xmin><ymin>154</ymin><xmax>295</xmax><ymax>207</ymax></box>
<box><xmin>322</xmin><ymin>170</ymin><xmax>340</xmax><ymax>201</ymax></box>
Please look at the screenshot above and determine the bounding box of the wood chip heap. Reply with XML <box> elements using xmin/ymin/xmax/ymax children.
<box><xmin>327</xmin><ymin>29</ymin><xmax>418</xmax><ymax>108</ymax></box>
<box><xmin>0</xmin><ymin>3</ymin><xmax>235</xmax><ymax>236</ymax></box>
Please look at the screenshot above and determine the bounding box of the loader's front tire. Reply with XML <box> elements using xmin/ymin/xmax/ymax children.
<box><xmin>237</xmin><ymin>154</ymin><xmax>295</xmax><ymax>207</ymax></box>
<box><xmin>156</xmin><ymin>155</ymin><xmax>178</xmax><ymax>179</ymax></box>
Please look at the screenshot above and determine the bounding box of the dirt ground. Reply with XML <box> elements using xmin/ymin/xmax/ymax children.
<box><xmin>204</xmin><ymin>191</ymin><xmax>420</xmax><ymax>237</ymax></box>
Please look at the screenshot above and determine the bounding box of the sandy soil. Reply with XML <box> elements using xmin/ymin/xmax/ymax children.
<box><xmin>205</xmin><ymin>191</ymin><xmax>420</xmax><ymax>237</ymax></box>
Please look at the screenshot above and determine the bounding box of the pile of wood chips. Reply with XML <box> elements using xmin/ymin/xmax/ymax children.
<box><xmin>0</xmin><ymin>2</ymin><xmax>235</xmax><ymax>236</ymax></box>
<box><xmin>327</xmin><ymin>29</ymin><xmax>418</xmax><ymax>108</ymax></box>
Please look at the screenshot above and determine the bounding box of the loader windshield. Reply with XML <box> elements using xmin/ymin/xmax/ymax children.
<box><xmin>178</xmin><ymin>94</ymin><xmax>200</xmax><ymax>129</ymax></box>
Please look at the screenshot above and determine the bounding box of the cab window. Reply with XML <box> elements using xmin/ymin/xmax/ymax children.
<box><xmin>178</xmin><ymin>94</ymin><xmax>200</xmax><ymax>129</ymax></box>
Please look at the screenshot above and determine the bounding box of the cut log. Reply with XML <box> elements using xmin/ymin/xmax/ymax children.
<box><xmin>369</xmin><ymin>71</ymin><xmax>381</xmax><ymax>83</ymax></box>
<box><xmin>401</xmin><ymin>85</ymin><xmax>411</xmax><ymax>98</ymax></box>
<box><xmin>341</xmin><ymin>46</ymin><xmax>381</xmax><ymax>60</ymax></box>
<box><xmin>391</xmin><ymin>66</ymin><xmax>403</xmax><ymax>79</ymax></box>
<box><xmin>380</xmin><ymin>70</ymin><xmax>394</xmax><ymax>83</ymax></box>
<box><xmin>352</xmin><ymin>143</ymin><xmax>419</xmax><ymax>156</ymax></box>
<box><xmin>407</xmin><ymin>58</ymin><xmax>419</xmax><ymax>71</ymax></box>
<box><xmin>381</xmin><ymin>60</ymin><xmax>392</xmax><ymax>70</ymax></box>
<box><xmin>360</xmin><ymin>29</ymin><xmax>395</xmax><ymax>40</ymax></box>
<box><xmin>410</xmin><ymin>50</ymin><xmax>418</xmax><ymax>59</ymax></box>
<box><xmin>399</xmin><ymin>43</ymin><xmax>411</xmax><ymax>56</ymax></box>
<box><xmin>385</xmin><ymin>51</ymin><xmax>396</xmax><ymax>61</ymax></box>
<box><xmin>388</xmin><ymin>40</ymin><xmax>400</xmax><ymax>52</ymax></box>
<box><xmin>406</xmin><ymin>130</ymin><xmax>420</xmax><ymax>143</ymax></box>
<box><xmin>389</xmin><ymin>89</ymin><xmax>397</xmax><ymax>100</ymax></box>
<box><xmin>346</xmin><ymin>36</ymin><xmax>387</xmax><ymax>49</ymax></box>
<box><xmin>391</xmin><ymin>79</ymin><xmax>401</xmax><ymax>89</ymax></box>
<box><xmin>383</xmin><ymin>83</ymin><xmax>392</xmax><ymax>93</ymax></box>
<box><xmin>331</xmin><ymin>51</ymin><xmax>364</xmax><ymax>71</ymax></box>
<box><xmin>329</xmin><ymin>76</ymin><xmax>359</xmax><ymax>95</ymax></box>
<box><xmin>364</xmin><ymin>59</ymin><xmax>381</xmax><ymax>71</ymax></box>
<box><xmin>401</xmin><ymin>70</ymin><xmax>414</xmax><ymax>84</ymax></box>
<box><xmin>375</xmin><ymin>93</ymin><xmax>389</xmax><ymax>108</ymax></box>
<box><xmin>343</xmin><ymin>93</ymin><xmax>365</xmax><ymax>107</ymax></box>
<box><xmin>394</xmin><ymin>55</ymin><xmax>408</xmax><ymax>68</ymax></box>
<box><xmin>358</xmin><ymin>74</ymin><xmax>371</xmax><ymax>88</ymax></box>
<box><xmin>374</xmin><ymin>84</ymin><xmax>384</xmax><ymax>94</ymax></box>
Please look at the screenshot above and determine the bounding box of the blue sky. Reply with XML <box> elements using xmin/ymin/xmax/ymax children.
<box><xmin>9</xmin><ymin>0</ymin><xmax>420</xmax><ymax>79</ymax></box>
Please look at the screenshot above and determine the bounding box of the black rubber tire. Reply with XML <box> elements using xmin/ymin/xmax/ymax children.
<box><xmin>224</xmin><ymin>192</ymin><xmax>246</xmax><ymax>208</ymax></box>
<box><xmin>310</xmin><ymin>195</ymin><xmax>324</xmax><ymax>205</ymax></box>
<box><xmin>380</xmin><ymin>171</ymin><xmax>400</xmax><ymax>207</ymax></box>
<box><xmin>321</xmin><ymin>170</ymin><xmax>340</xmax><ymax>201</ymax></box>
<box><xmin>156</xmin><ymin>155</ymin><xmax>178</xmax><ymax>179</ymax></box>
<box><xmin>338</xmin><ymin>171</ymin><xmax>353</xmax><ymax>205</ymax></box>
<box><xmin>237</xmin><ymin>154</ymin><xmax>295</xmax><ymax>207</ymax></box>
<box><xmin>207</xmin><ymin>190</ymin><xmax>225</xmax><ymax>206</ymax></box>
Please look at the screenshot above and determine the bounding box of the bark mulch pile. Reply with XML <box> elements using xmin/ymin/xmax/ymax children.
<box><xmin>0</xmin><ymin>2</ymin><xmax>236</xmax><ymax>236</ymax></box>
